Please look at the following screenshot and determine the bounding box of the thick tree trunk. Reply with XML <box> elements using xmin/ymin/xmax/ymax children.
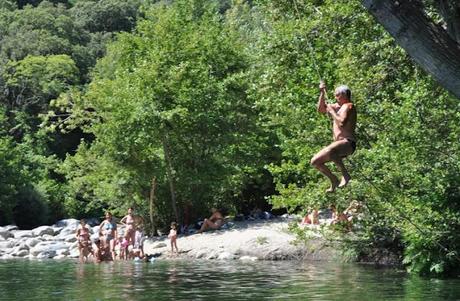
<box><xmin>162</xmin><ymin>134</ymin><xmax>180</xmax><ymax>223</ymax></box>
<box><xmin>436</xmin><ymin>0</ymin><xmax>460</xmax><ymax>43</ymax></box>
<box><xmin>362</xmin><ymin>0</ymin><xmax>460</xmax><ymax>99</ymax></box>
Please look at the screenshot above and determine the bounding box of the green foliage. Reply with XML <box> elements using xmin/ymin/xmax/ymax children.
<box><xmin>3</xmin><ymin>54</ymin><xmax>78</xmax><ymax>112</ymax></box>
<box><xmin>70</xmin><ymin>0</ymin><xmax>141</xmax><ymax>33</ymax></box>
<box><xmin>58</xmin><ymin>0</ymin><xmax>272</xmax><ymax>227</ymax></box>
<box><xmin>251</xmin><ymin>0</ymin><xmax>460</xmax><ymax>276</ymax></box>
<box><xmin>0</xmin><ymin>0</ymin><xmax>144</xmax><ymax>226</ymax></box>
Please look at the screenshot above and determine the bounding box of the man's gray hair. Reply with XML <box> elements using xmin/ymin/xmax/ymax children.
<box><xmin>335</xmin><ymin>85</ymin><xmax>351</xmax><ymax>100</ymax></box>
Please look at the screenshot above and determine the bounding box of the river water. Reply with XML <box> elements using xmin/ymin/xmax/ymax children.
<box><xmin>0</xmin><ymin>259</ymin><xmax>459</xmax><ymax>300</ymax></box>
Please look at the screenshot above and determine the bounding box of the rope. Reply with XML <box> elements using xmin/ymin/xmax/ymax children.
<box><xmin>292</xmin><ymin>0</ymin><xmax>323</xmax><ymax>81</ymax></box>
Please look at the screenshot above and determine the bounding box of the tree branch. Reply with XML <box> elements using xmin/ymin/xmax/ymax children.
<box><xmin>362</xmin><ymin>0</ymin><xmax>460</xmax><ymax>99</ymax></box>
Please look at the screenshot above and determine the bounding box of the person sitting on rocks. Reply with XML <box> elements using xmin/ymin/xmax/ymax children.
<box><xmin>301</xmin><ymin>209</ymin><xmax>319</xmax><ymax>225</ymax></box>
<box><xmin>76</xmin><ymin>219</ymin><xmax>92</xmax><ymax>263</ymax></box>
<box><xmin>197</xmin><ymin>208</ymin><xmax>225</xmax><ymax>233</ymax></box>
<box><xmin>329</xmin><ymin>204</ymin><xmax>355</xmax><ymax>231</ymax></box>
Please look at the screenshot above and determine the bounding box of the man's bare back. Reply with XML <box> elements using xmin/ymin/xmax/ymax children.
<box><xmin>310</xmin><ymin>82</ymin><xmax>357</xmax><ymax>192</ymax></box>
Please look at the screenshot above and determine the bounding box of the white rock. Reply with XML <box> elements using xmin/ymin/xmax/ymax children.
<box><xmin>52</xmin><ymin>226</ymin><xmax>63</xmax><ymax>235</ymax></box>
<box><xmin>32</xmin><ymin>226</ymin><xmax>54</xmax><ymax>237</ymax></box>
<box><xmin>1</xmin><ymin>254</ymin><xmax>14</xmax><ymax>259</ymax></box>
<box><xmin>0</xmin><ymin>228</ymin><xmax>13</xmax><ymax>239</ymax></box>
<box><xmin>58</xmin><ymin>227</ymin><xmax>76</xmax><ymax>237</ymax></box>
<box><xmin>26</xmin><ymin>238</ymin><xmax>41</xmax><ymax>248</ymax></box>
<box><xmin>36</xmin><ymin>251</ymin><xmax>56</xmax><ymax>259</ymax></box>
<box><xmin>55</xmin><ymin>219</ymin><xmax>80</xmax><ymax>228</ymax></box>
<box><xmin>56</xmin><ymin>249</ymin><xmax>70</xmax><ymax>256</ymax></box>
<box><xmin>206</xmin><ymin>251</ymin><xmax>218</xmax><ymax>260</ymax></box>
<box><xmin>69</xmin><ymin>249</ymin><xmax>80</xmax><ymax>258</ymax></box>
<box><xmin>15</xmin><ymin>250</ymin><xmax>29</xmax><ymax>257</ymax></box>
<box><xmin>12</xmin><ymin>230</ymin><xmax>34</xmax><ymax>239</ymax></box>
<box><xmin>0</xmin><ymin>241</ymin><xmax>13</xmax><ymax>249</ymax></box>
<box><xmin>218</xmin><ymin>252</ymin><xmax>234</xmax><ymax>260</ymax></box>
<box><xmin>3</xmin><ymin>225</ymin><xmax>18</xmax><ymax>231</ymax></box>
<box><xmin>42</xmin><ymin>234</ymin><xmax>55</xmax><ymax>240</ymax></box>
<box><xmin>193</xmin><ymin>249</ymin><xmax>208</xmax><ymax>259</ymax></box>
<box><xmin>30</xmin><ymin>242</ymin><xmax>68</xmax><ymax>256</ymax></box>
<box><xmin>53</xmin><ymin>254</ymin><xmax>67</xmax><ymax>260</ymax></box>
<box><xmin>65</xmin><ymin>235</ymin><xmax>77</xmax><ymax>243</ymax></box>
<box><xmin>239</xmin><ymin>256</ymin><xmax>258</xmax><ymax>261</ymax></box>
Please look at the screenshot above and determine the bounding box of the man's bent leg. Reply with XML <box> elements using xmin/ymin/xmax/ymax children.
<box><xmin>329</xmin><ymin>140</ymin><xmax>354</xmax><ymax>188</ymax></box>
<box><xmin>311</xmin><ymin>147</ymin><xmax>340</xmax><ymax>192</ymax></box>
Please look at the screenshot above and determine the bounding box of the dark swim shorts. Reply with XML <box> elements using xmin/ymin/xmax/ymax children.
<box><xmin>345</xmin><ymin>138</ymin><xmax>356</xmax><ymax>154</ymax></box>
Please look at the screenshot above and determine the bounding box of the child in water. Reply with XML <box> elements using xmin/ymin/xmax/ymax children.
<box><xmin>168</xmin><ymin>222</ymin><xmax>179</xmax><ymax>255</ymax></box>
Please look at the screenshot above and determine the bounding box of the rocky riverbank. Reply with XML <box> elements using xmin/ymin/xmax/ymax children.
<box><xmin>143</xmin><ymin>218</ymin><xmax>340</xmax><ymax>261</ymax></box>
<box><xmin>0</xmin><ymin>217</ymin><xmax>342</xmax><ymax>261</ymax></box>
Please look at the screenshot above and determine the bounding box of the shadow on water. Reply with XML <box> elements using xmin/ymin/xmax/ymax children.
<box><xmin>0</xmin><ymin>259</ymin><xmax>459</xmax><ymax>300</ymax></box>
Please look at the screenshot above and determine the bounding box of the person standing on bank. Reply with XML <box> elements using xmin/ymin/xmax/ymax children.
<box><xmin>310</xmin><ymin>81</ymin><xmax>357</xmax><ymax>193</ymax></box>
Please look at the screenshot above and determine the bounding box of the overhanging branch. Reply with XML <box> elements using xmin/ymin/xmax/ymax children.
<box><xmin>362</xmin><ymin>0</ymin><xmax>460</xmax><ymax>99</ymax></box>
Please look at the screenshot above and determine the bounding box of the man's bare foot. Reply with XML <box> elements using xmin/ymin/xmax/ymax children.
<box><xmin>338</xmin><ymin>174</ymin><xmax>351</xmax><ymax>188</ymax></box>
<box><xmin>326</xmin><ymin>177</ymin><xmax>340</xmax><ymax>193</ymax></box>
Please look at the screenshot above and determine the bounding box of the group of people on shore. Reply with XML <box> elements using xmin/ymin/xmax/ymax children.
<box><xmin>76</xmin><ymin>206</ymin><xmax>226</xmax><ymax>262</ymax></box>
<box><xmin>76</xmin><ymin>208</ymin><xmax>144</xmax><ymax>263</ymax></box>
<box><xmin>301</xmin><ymin>200</ymin><xmax>364</xmax><ymax>229</ymax></box>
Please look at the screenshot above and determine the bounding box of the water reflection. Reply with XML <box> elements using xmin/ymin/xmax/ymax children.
<box><xmin>0</xmin><ymin>260</ymin><xmax>460</xmax><ymax>300</ymax></box>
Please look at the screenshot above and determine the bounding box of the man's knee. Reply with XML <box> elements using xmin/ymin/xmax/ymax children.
<box><xmin>310</xmin><ymin>157</ymin><xmax>319</xmax><ymax>167</ymax></box>
<box><xmin>311</xmin><ymin>155</ymin><xmax>325</xmax><ymax>167</ymax></box>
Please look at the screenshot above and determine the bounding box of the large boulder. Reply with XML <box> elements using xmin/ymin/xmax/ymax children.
<box><xmin>30</xmin><ymin>241</ymin><xmax>68</xmax><ymax>257</ymax></box>
<box><xmin>0</xmin><ymin>241</ymin><xmax>14</xmax><ymax>249</ymax></box>
<box><xmin>36</xmin><ymin>251</ymin><xmax>56</xmax><ymax>259</ymax></box>
<box><xmin>58</xmin><ymin>227</ymin><xmax>77</xmax><ymax>237</ymax></box>
<box><xmin>55</xmin><ymin>219</ymin><xmax>79</xmax><ymax>229</ymax></box>
<box><xmin>0</xmin><ymin>228</ymin><xmax>13</xmax><ymax>239</ymax></box>
<box><xmin>217</xmin><ymin>252</ymin><xmax>235</xmax><ymax>260</ymax></box>
<box><xmin>12</xmin><ymin>230</ymin><xmax>34</xmax><ymax>239</ymax></box>
<box><xmin>15</xmin><ymin>249</ymin><xmax>29</xmax><ymax>257</ymax></box>
<box><xmin>65</xmin><ymin>235</ymin><xmax>77</xmax><ymax>243</ymax></box>
<box><xmin>32</xmin><ymin>226</ymin><xmax>54</xmax><ymax>237</ymax></box>
<box><xmin>51</xmin><ymin>226</ymin><xmax>63</xmax><ymax>235</ymax></box>
<box><xmin>25</xmin><ymin>238</ymin><xmax>41</xmax><ymax>248</ymax></box>
<box><xmin>4</xmin><ymin>225</ymin><xmax>18</xmax><ymax>231</ymax></box>
<box><xmin>69</xmin><ymin>249</ymin><xmax>80</xmax><ymax>258</ymax></box>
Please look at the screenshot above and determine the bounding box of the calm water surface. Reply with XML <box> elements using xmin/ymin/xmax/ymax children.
<box><xmin>0</xmin><ymin>259</ymin><xmax>459</xmax><ymax>300</ymax></box>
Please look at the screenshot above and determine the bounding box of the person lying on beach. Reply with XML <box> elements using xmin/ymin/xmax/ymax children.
<box><xmin>197</xmin><ymin>208</ymin><xmax>224</xmax><ymax>233</ymax></box>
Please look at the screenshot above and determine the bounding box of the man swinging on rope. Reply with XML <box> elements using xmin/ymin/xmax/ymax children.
<box><xmin>311</xmin><ymin>81</ymin><xmax>357</xmax><ymax>192</ymax></box>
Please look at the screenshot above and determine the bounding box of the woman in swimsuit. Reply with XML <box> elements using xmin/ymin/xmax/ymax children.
<box><xmin>120</xmin><ymin>207</ymin><xmax>136</xmax><ymax>248</ymax></box>
<box><xmin>99</xmin><ymin>211</ymin><xmax>117</xmax><ymax>260</ymax></box>
<box><xmin>76</xmin><ymin>219</ymin><xmax>92</xmax><ymax>262</ymax></box>
<box><xmin>197</xmin><ymin>208</ymin><xmax>224</xmax><ymax>233</ymax></box>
